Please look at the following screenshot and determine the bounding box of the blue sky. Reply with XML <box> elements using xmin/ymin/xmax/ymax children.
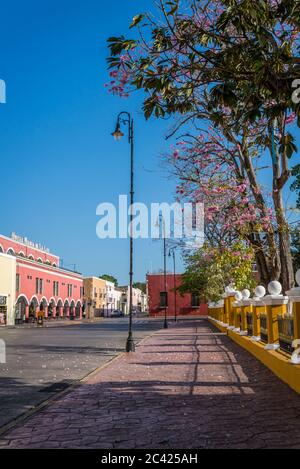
<box><xmin>0</xmin><ymin>1</ymin><xmax>299</xmax><ymax>285</ymax></box>
<box><xmin>0</xmin><ymin>0</ymin><xmax>183</xmax><ymax>284</ymax></box>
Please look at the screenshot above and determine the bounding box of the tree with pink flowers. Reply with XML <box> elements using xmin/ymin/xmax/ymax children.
<box><xmin>107</xmin><ymin>0</ymin><xmax>300</xmax><ymax>290</ymax></box>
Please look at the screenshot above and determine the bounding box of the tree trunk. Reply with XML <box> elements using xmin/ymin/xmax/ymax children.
<box><xmin>273</xmin><ymin>190</ymin><xmax>294</xmax><ymax>292</ymax></box>
<box><xmin>247</xmin><ymin>233</ymin><xmax>276</xmax><ymax>287</ymax></box>
<box><xmin>269</xmin><ymin>119</ymin><xmax>294</xmax><ymax>292</ymax></box>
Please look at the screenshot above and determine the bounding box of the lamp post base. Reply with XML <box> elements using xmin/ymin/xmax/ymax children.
<box><xmin>164</xmin><ymin>319</ymin><xmax>168</xmax><ymax>329</ymax></box>
<box><xmin>126</xmin><ymin>333</ymin><xmax>135</xmax><ymax>353</ymax></box>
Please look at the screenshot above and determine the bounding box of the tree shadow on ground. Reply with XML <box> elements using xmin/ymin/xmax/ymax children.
<box><xmin>2</xmin><ymin>320</ymin><xmax>300</xmax><ymax>449</ymax></box>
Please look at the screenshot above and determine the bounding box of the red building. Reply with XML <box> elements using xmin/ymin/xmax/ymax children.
<box><xmin>147</xmin><ymin>273</ymin><xmax>208</xmax><ymax>318</ymax></box>
<box><xmin>0</xmin><ymin>233</ymin><xmax>83</xmax><ymax>324</ymax></box>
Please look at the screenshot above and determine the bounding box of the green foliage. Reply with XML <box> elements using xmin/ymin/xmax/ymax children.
<box><xmin>106</xmin><ymin>0</ymin><xmax>300</xmax><ymax>137</ymax></box>
<box><xmin>179</xmin><ymin>242</ymin><xmax>256</xmax><ymax>303</ymax></box>
<box><xmin>291</xmin><ymin>227</ymin><xmax>300</xmax><ymax>271</ymax></box>
<box><xmin>291</xmin><ymin>164</ymin><xmax>300</xmax><ymax>209</ymax></box>
<box><xmin>133</xmin><ymin>282</ymin><xmax>146</xmax><ymax>294</ymax></box>
<box><xmin>100</xmin><ymin>274</ymin><xmax>118</xmax><ymax>286</ymax></box>
<box><xmin>130</xmin><ymin>14</ymin><xmax>144</xmax><ymax>29</ymax></box>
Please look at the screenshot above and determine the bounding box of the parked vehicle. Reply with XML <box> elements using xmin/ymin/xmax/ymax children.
<box><xmin>110</xmin><ymin>310</ymin><xmax>124</xmax><ymax>318</ymax></box>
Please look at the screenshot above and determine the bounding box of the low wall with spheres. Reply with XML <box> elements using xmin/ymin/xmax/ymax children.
<box><xmin>207</xmin><ymin>272</ymin><xmax>300</xmax><ymax>394</ymax></box>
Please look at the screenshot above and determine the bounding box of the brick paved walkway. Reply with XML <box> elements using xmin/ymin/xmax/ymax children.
<box><xmin>1</xmin><ymin>319</ymin><xmax>300</xmax><ymax>449</ymax></box>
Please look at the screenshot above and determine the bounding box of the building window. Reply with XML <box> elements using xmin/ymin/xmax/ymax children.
<box><xmin>16</xmin><ymin>274</ymin><xmax>20</xmax><ymax>292</ymax></box>
<box><xmin>191</xmin><ymin>294</ymin><xmax>200</xmax><ymax>307</ymax></box>
<box><xmin>53</xmin><ymin>281</ymin><xmax>59</xmax><ymax>296</ymax></box>
<box><xmin>35</xmin><ymin>278</ymin><xmax>43</xmax><ymax>294</ymax></box>
<box><xmin>160</xmin><ymin>292</ymin><xmax>168</xmax><ymax>308</ymax></box>
<box><xmin>68</xmin><ymin>284</ymin><xmax>73</xmax><ymax>297</ymax></box>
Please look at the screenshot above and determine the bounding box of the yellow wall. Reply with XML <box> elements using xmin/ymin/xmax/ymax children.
<box><xmin>83</xmin><ymin>277</ymin><xmax>107</xmax><ymax>318</ymax></box>
<box><xmin>0</xmin><ymin>253</ymin><xmax>16</xmax><ymax>326</ymax></box>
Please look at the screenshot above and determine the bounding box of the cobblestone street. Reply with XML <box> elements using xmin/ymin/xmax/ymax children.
<box><xmin>1</xmin><ymin>319</ymin><xmax>300</xmax><ymax>449</ymax></box>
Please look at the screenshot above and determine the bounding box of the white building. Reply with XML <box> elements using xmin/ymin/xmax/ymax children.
<box><xmin>119</xmin><ymin>286</ymin><xmax>148</xmax><ymax>315</ymax></box>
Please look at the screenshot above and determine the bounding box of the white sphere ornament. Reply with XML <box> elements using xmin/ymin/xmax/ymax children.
<box><xmin>235</xmin><ymin>291</ymin><xmax>243</xmax><ymax>301</ymax></box>
<box><xmin>296</xmin><ymin>270</ymin><xmax>300</xmax><ymax>287</ymax></box>
<box><xmin>255</xmin><ymin>286</ymin><xmax>266</xmax><ymax>299</ymax></box>
<box><xmin>268</xmin><ymin>280</ymin><xmax>282</xmax><ymax>296</ymax></box>
<box><xmin>242</xmin><ymin>289</ymin><xmax>250</xmax><ymax>299</ymax></box>
<box><xmin>225</xmin><ymin>286</ymin><xmax>230</xmax><ymax>293</ymax></box>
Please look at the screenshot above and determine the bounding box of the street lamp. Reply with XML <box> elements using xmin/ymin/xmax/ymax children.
<box><xmin>158</xmin><ymin>214</ymin><xmax>168</xmax><ymax>329</ymax></box>
<box><xmin>169</xmin><ymin>247</ymin><xmax>178</xmax><ymax>323</ymax></box>
<box><xmin>112</xmin><ymin>111</ymin><xmax>135</xmax><ymax>353</ymax></box>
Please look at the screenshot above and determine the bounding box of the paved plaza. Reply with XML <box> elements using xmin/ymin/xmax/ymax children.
<box><xmin>1</xmin><ymin>319</ymin><xmax>300</xmax><ymax>449</ymax></box>
<box><xmin>0</xmin><ymin>318</ymin><xmax>161</xmax><ymax>428</ymax></box>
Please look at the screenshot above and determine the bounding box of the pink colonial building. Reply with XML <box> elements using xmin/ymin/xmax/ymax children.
<box><xmin>0</xmin><ymin>233</ymin><xmax>84</xmax><ymax>324</ymax></box>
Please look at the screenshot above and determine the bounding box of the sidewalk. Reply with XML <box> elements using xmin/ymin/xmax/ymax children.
<box><xmin>5</xmin><ymin>318</ymin><xmax>105</xmax><ymax>329</ymax></box>
<box><xmin>1</xmin><ymin>319</ymin><xmax>300</xmax><ymax>449</ymax></box>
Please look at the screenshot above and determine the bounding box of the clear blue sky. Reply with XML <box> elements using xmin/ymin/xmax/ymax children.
<box><xmin>0</xmin><ymin>1</ymin><xmax>299</xmax><ymax>285</ymax></box>
<box><xmin>0</xmin><ymin>0</ymin><xmax>183</xmax><ymax>284</ymax></box>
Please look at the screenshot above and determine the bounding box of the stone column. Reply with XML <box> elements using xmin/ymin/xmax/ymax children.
<box><xmin>263</xmin><ymin>281</ymin><xmax>288</xmax><ymax>351</ymax></box>
<box><xmin>250</xmin><ymin>286</ymin><xmax>266</xmax><ymax>342</ymax></box>
<box><xmin>25</xmin><ymin>305</ymin><xmax>29</xmax><ymax>321</ymax></box>
<box><xmin>224</xmin><ymin>288</ymin><xmax>236</xmax><ymax>328</ymax></box>
<box><xmin>240</xmin><ymin>289</ymin><xmax>251</xmax><ymax>336</ymax></box>
<box><xmin>232</xmin><ymin>291</ymin><xmax>242</xmax><ymax>332</ymax></box>
<box><xmin>216</xmin><ymin>300</ymin><xmax>224</xmax><ymax>324</ymax></box>
<box><xmin>208</xmin><ymin>303</ymin><xmax>215</xmax><ymax>321</ymax></box>
<box><xmin>286</xmin><ymin>269</ymin><xmax>300</xmax><ymax>363</ymax></box>
<box><xmin>44</xmin><ymin>306</ymin><xmax>48</xmax><ymax>319</ymax></box>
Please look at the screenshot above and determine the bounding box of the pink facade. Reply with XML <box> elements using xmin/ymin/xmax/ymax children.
<box><xmin>0</xmin><ymin>234</ymin><xmax>83</xmax><ymax>323</ymax></box>
<box><xmin>147</xmin><ymin>273</ymin><xmax>208</xmax><ymax>318</ymax></box>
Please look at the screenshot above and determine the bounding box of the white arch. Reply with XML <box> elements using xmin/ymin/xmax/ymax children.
<box><xmin>45</xmin><ymin>260</ymin><xmax>51</xmax><ymax>265</ymax></box>
<box><xmin>0</xmin><ymin>244</ymin><xmax>4</xmax><ymax>253</ymax></box>
<box><xmin>18</xmin><ymin>251</ymin><xmax>25</xmax><ymax>257</ymax></box>
<box><xmin>37</xmin><ymin>257</ymin><xmax>43</xmax><ymax>263</ymax></box>
<box><xmin>15</xmin><ymin>294</ymin><xmax>30</xmax><ymax>306</ymax></box>
<box><xmin>40</xmin><ymin>296</ymin><xmax>48</xmax><ymax>306</ymax></box>
<box><xmin>52</xmin><ymin>263</ymin><xmax>57</xmax><ymax>267</ymax></box>
<box><xmin>6</xmin><ymin>247</ymin><xmax>15</xmax><ymax>256</ymax></box>
<box><xmin>56</xmin><ymin>297</ymin><xmax>63</xmax><ymax>305</ymax></box>
<box><xmin>30</xmin><ymin>295</ymin><xmax>39</xmax><ymax>305</ymax></box>
<box><xmin>75</xmin><ymin>299</ymin><xmax>82</xmax><ymax>306</ymax></box>
<box><xmin>48</xmin><ymin>297</ymin><xmax>57</xmax><ymax>306</ymax></box>
<box><xmin>28</xmin><ymin>254</ymin><xmax>34</xmax><ymax>260</ymax></box>
<box><xmin>63</xmin><ymin>298</ymin><xmax>70</xmax><ymax>306</ymax></box>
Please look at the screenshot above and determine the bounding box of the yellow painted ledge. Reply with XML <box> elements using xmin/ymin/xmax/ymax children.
<box><xmin>208</xmin><ymin>318</ymin><xmax>228</xmax><ymax>334</ymax></box>
<box><xmin>208</xmin><ymin>318</ymin><xmax>300</xmax><ymax>394</ymax></box>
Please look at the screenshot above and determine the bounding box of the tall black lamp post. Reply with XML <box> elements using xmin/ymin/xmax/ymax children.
<box><xmin>159</xmin><ymin>214</ymin><xmax>168</xmax><ymax>329</ymax></box>
<box><xmin>112</xmin><ymin>112</ymin><xmax>135</xmax><ymax>352</ymax></box>
<box><xmin>169</xmin><ymin>247</ymin><xmax>178</xmax><ymax>323</ymax></box>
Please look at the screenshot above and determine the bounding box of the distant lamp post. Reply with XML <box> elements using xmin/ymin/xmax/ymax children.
<box><xmin>158</xmin><ymin>214</ymin><xmax>168</xmax><ymax>329</ymax></box>
<box><xmin>169</xmin><ymin>247</ymin><xmax>178</xmax><ymax>323</ymax></box>
<box><xmin>112</xmin><ymin>111</ymin><xmax>135</xmax><ymax>353</ymax></box>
